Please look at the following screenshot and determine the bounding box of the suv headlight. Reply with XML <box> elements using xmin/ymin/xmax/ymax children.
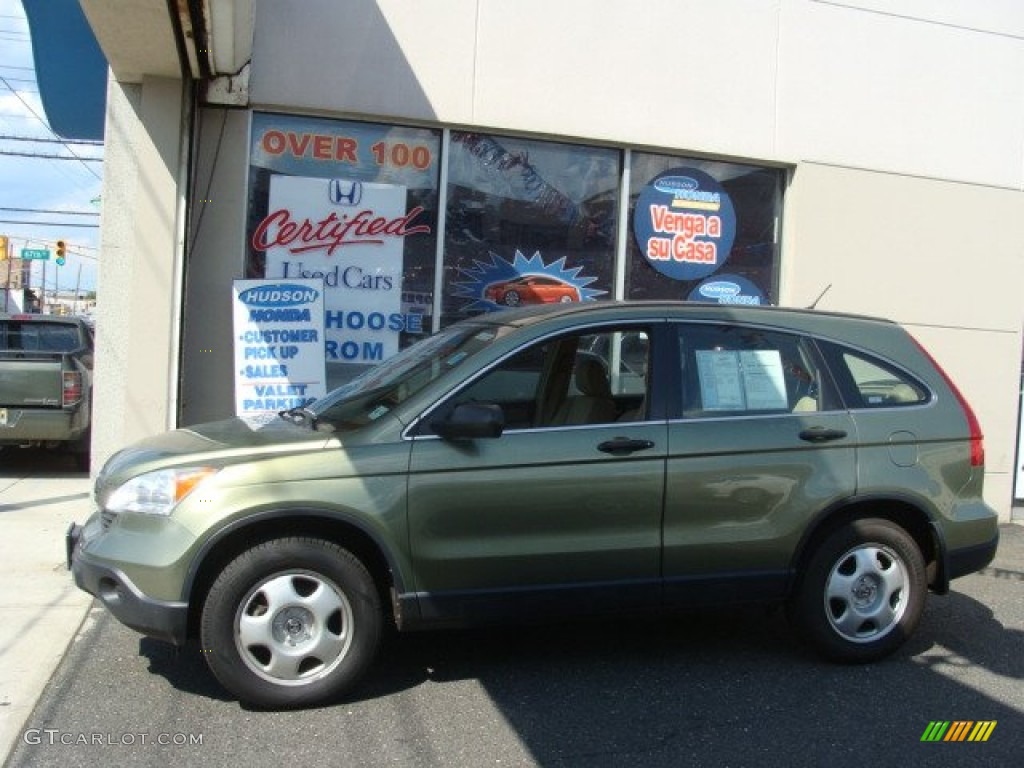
<box><xmin>106</xmin><ymin>467</ymin><xmax>218</xmax><ymax>516</ymax></box>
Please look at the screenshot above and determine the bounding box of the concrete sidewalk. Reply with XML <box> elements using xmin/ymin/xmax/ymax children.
<box><xmin>0</xmin><ymin>470</ymin><xmax>93</xmax><ymax>763</ymax></box>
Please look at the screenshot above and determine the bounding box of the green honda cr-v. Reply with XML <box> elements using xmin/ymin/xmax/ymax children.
<box><xmin>67</xmin><ymin>301</ymin><xmax>998</xmax><ymax>708</ymax></box>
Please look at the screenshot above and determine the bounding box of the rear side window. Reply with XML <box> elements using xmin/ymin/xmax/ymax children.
<box><xmin>676</xmin><ymin>324</ymin><xmax>833</xmax><ymax>417</ymax></box>
<box><xmin>822</xmin><ymin>344</ymin><xmax>930</xmax><ymax>408</ymax></box>
<box><xmin>0</xmin><ymin>321</ymin><xmax>83</xmax><ymax>352</ymax></box>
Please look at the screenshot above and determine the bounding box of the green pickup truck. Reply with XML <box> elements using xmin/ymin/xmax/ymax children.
<box><xmin>0</xmin><ymin>314</ymin><xmax>94</xmax><ymax>469</ymax></box>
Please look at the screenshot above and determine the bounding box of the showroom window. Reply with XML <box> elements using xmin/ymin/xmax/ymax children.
<box><xmin>441</xmin><ymin>132</ymin><xmax>621</xmax><ymax>326</ymax></box>
<box><xmin>246</xmin><ymin>113</ymin><xmax>441</xmax><ymax>387</ymax></box>
<box><xmin>243</xmin><ymin>113</ymin><xmax>785</xmax><ymax>392</ymax></box>
<box><xmin>628</xmin><ymin>154</ymin><xmax>783</xmax><ymax>306</ymax></box>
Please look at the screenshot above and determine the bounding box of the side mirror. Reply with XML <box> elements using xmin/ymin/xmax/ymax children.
<box><xmin>432</xmin><ymin>403</ymin><xmax>504</xmax><ymax>440</ymax></box>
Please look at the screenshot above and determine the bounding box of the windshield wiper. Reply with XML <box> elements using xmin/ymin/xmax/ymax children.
<box><xmin>278</xmin><ymin>406</ymin><xmax>318</xmax><ymax>429</ymax></box>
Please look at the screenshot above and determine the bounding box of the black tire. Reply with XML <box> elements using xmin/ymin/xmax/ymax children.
<box><xmin>788</xmin><ymin>518</ymin><xmax>926</xmax><ymax>662</ymax></box>
<box><xmin>200</xmin><ymin>537</ymin><xmax>382</xmax><ymax>709</ymax></box>
<box><xmin>503</xmin><ymin>290</ymin><xmax>521</xmax><ymax>306</ymax></box>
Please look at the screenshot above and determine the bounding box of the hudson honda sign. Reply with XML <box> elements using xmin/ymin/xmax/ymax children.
<box><xmin>232</xmin><ymin>279</ymin><xmax>327</xmax><ymax>418</ymax></box>
<box><xmin>633</xmin><ymin>168</ymin><xmax>737</xmax><ymax>282</ymax></box>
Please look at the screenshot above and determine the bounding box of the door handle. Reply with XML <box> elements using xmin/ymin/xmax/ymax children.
<box><xmin>799</xmin><ymin>427</ymin><xmax>848</xmax><ymax>443</ymax></box>
<box><xmin>598</xmin><ymin>437</ymin><xmax>655</xmax><ymax>455</ymax></box>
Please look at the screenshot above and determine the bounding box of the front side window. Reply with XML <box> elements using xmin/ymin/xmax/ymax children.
<box><xmin>309</xmin><ymin>321</ymin><xmax>511</xmax><ymax>430</ymax></box>
<box><xmin>677</xmin><ymin>324</ymin><xmax>829</xmax><ymax>417</ymax></box>
<box><xmin>429</xmin><ymin>327</ymin><xmax>651</xmax><ymax>433</ymax></box>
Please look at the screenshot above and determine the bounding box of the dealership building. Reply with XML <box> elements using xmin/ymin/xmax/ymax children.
<box><xmin>29</xmin><ymin>1</ymin><xmax>1024</xmax><ymax>519</ymax></box>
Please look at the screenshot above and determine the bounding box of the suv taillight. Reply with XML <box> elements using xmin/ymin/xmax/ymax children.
<box><xmin>912</xmin><ymin>336</ymin><xmax>984</xmax><ymax>467</ymax></box>
<box><xmin>62</xmin><ymin>371</ymin><xmax>83</xmax><ymax>407</ymax></box>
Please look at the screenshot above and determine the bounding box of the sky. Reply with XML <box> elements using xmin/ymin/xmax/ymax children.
<box><xmin>0</xmin><ymin>0</ymin><xmax>102</xmax><ymax>296</ymax></box>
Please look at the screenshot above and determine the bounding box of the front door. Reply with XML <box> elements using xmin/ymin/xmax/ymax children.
<box><xmin>407</xmin><ymin>325</ymin><xmax>667</xmax><ymax>622</ymax></box>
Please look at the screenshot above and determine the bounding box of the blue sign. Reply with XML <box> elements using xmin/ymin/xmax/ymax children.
<box><xmin>633</xmin><ymin>168</ymin><xmax>736</xmax><ymax>282</ymax></box>
<box><xmin>20</xmin><ymin>248</ymin><xmax>50</xmax><ymax>261</ymax></box>
<box><xmin>238</xmin><ymin>283</ymin><xmax>321</xmax><ymax>308</ymax></box>
<box><xmin>688</xmin><ymin>274</ymin><xmax>766</xmax><ymax>306</ymax></box>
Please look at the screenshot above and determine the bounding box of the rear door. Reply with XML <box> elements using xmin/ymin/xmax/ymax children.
<box><xmin>662</xmin><ymin>322</ymin><xmax>858</xmax><ymax>605</ymax></box>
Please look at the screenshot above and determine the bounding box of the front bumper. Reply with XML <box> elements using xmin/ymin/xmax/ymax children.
<box><xmin>67</xmin><ymin>522</ymin><xmax>188</xmax><ymax>645</ymax></box>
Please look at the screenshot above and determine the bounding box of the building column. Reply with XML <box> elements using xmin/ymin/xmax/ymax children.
<box><xmin>91</xmin><ymin>75</ymin><xmax>187</xmax><ymax>469</ymax></box>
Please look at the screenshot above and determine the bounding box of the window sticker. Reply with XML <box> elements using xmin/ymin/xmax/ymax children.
<box><xmin>739</xmin><ymin>350</ymin><xmax>787</xmax><ymax>410</ymax></box>
<box><xmin>696</xmin><ymin>350</ymin><xmax>746</xmax><ymax>410</ymax></box>
<box><xmin>695</xmin><ymin>349</ymin><xmax>787</xmax><ymax>411</ymax></box>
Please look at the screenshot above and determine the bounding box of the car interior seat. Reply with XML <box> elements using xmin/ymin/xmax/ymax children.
<box><xmin>551</xmin><ymin>358</ymin><xmax>618</xmax><ymax>426</ymax></box>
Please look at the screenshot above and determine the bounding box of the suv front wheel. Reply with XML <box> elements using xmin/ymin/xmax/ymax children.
<box><xmin>789</xmin><ymin>518</ymin><xmax>926</xmax><ymax>662</ymax></box>
<box><xmin>200</xmin><ymin>537</ymin><xmax>382</xmax><ymax>708</ymax></box>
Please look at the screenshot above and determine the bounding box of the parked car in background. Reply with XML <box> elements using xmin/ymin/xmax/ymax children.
<box><xmin>484</xmin><ymin>274</ymin><xmax>579</xmax><ymax>306</ymax></box>
<box><xmin>67</xmin><ymin>301</ymin><xmax>997</xmax><ymax>708</ymax></box>
<box><xmin>1</xmin><ymin>314</ymin><xmax>93</xmax><ymax>469</ymax></box>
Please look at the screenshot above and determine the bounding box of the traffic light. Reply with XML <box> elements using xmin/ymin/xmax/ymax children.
<box><xmin>56</xmin><ymin>239</ymin><xmax>66</xmax><ymax>266</ymax></box>
<box><xmin>0</xmin><ymin>234</ymin><xmax>8</xmax><ymax>260</ymax></box>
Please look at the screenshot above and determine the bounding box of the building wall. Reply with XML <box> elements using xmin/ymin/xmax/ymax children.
<box><xmin>168</xmin><ymin>0</ymin><xmax>1024</xmax><ymax>517</ymax></box>
<box><xmin>249</xmin><ymin>0</ymin><xmax>1024</xmax><ymax>188</ymax></box>
<box><xmin>784</xmin><ymin>163</ymin><xmax>1024</xmax><ymax>512</ymax></box>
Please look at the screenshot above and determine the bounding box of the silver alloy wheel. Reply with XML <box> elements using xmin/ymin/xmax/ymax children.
<box><xmin>503</xmin><ymin>290</ymin><xmax>521</xmax><ymax>306</ymax></box>
<box><xmin>824</xmin><ymin>544</ymin><xmax>908</xmax><ymax>643</ymax></box>
<box><xmin>234</xmin><ymin>570</ymin><xmax>355</xmax><ymax>686</ymax></box>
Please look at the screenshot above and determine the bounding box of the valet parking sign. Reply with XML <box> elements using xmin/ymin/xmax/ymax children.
<box><xmin>634</xmin><ymin>168</ymin><xmax>736</xmax><ymax>282</ymax></box>
<box><xmin>232</xmin><ymin>279</ymin><xmax>327</xmax><ymax>418</ymax></box>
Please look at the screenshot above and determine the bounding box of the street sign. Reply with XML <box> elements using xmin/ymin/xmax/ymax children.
<box><xmin>20</xmin><ymin>248</ymin><xmax>50</xmax><ymax>260</ymax></box>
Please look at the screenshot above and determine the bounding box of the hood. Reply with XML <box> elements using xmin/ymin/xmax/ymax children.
<box><xmin>97</xmin><ymin>416</ymin><xmax>333</xmax><ymax>493</ymax></box>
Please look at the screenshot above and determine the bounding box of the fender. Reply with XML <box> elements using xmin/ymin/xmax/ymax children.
<box><xmin>180</xmin><ymin>505</ymin><xmax>415</xmax><ymax>611</ymax></box>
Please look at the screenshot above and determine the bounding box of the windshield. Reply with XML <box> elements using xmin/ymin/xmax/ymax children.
<box><xmin>307</xmin><ymin>321</ymin><xmax>512</xmax><ymax>430</ymax></box>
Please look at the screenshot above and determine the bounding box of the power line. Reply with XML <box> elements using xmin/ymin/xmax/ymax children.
<box><xmin>0</xmin><ymin>206</ymin><xmax>99</xmax><ymax>216</ymax></box>
<box><xmin>0</xmin><ymin>149</ymin><xmax>103</xmax><ymax>161</ymax></box>
<box><xmin>0</xmin><ymin>134</ymin><xmax>102</xmax><ymax>146</ymax></box>
<box><xmin>0</xmin><ymin>218</ymin><xmax>99</xmax><ymax>228</ymax></box>
<box><xmin>0</xmin><ymin>75</ymin><xmax>103</xmax><ymax>181</ymax></box>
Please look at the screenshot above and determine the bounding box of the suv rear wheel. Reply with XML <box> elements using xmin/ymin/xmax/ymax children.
<box><xmin>200</xmin><ymin>537</ymin><xmax>382</xmax><ymax>708</ymax></box>
<box><xmin>789</xmin><ymin>518</ymin><xmax>926</xmax><ymax>662</ymax></box>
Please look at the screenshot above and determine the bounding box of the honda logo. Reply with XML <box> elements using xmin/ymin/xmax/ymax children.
<box><xmin>328</xmin><ymin>179</ymin><xmax>363</xmax><ymax>206</ymax></box>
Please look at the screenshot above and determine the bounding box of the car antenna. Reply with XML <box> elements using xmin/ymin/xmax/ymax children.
<box><xmin>807</xmin><ymin>283</ymin><xmax>832</xmax><ymax>310</ymax></box>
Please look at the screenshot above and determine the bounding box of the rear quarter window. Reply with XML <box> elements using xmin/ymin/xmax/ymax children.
<box><xmin>821</xmin><ymin>343</ymin><xmax>930</xmax><ymax>408</ymax></box>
